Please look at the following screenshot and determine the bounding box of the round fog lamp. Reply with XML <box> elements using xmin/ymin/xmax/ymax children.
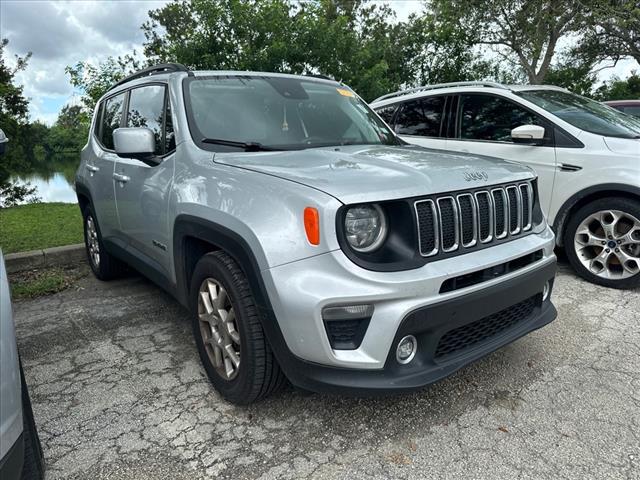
<box><xmin>396</xmin><ymin>335</ymin><xmax>417</xmax><ymax>364</ymax></box>
<box><xmin>542</xmin><ymin>281</ymin><xmax>551</xmax><ymax>301</ymax></box>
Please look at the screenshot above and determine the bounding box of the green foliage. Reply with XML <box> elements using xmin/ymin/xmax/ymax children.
<box><xmin>0</xmin><ymin>38</ymin><xmax>30</xmax><ymax>120</ymax></box>
<box><xmin>576</xmin><ymin>1</ymin><xmax>640</xmax><ymax>66</ymax></box>
<box><xmin>10</xmin><ymin>266</ymin><xmax>87</xmax><ymax>299</ymax></box>
<box><xmin>0</xmin><ymin>203</ymin><xmax>83</xmax><ymax>253</ymax></box>
<box><xmin>47</xmin><ymin>105</ymin><xmax>90</xmax><ymax>154</ymax></box>
<box><xmin>545</xmin><ymin>61</ymin><xmax>598</xmax><ymax>97</ymax></box>
<box><xmin>593</xmin><ymin>73</ymin><xmax>640</xmax><ymax>101</ymax></box>
<box><xmin>427</xmin><ymin>0</ymin><xmax>589</xmax><ymax>84</ymax></box>
<box><xmin>66</xmin><ymin>55</ymin><xmax>140</xmax><ymax>112</ymax></box>
<box><xmin>139</xmin><ymin>0</ymin><xmax>491</xmax><ymax>102</ymax></box>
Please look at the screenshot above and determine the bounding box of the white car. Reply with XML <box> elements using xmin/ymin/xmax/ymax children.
<box><xmin>372</xmin><ymin>82</ymin><xmax>640</xmax><ymax>289</ymax></box>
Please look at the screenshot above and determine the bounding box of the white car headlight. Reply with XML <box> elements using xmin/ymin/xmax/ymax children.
<box><xmin>344</xmin><ymin>204</ymin><xmax>387</xmax><ymax>252</ymax></box>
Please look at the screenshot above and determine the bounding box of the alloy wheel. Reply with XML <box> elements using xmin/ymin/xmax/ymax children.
<box><xmin>86</xmin><ymin>215</ymin><xmax>100</xmax><ymax>269</ymax></box>
<box><xmin>573</xmin><ymin>209</ymin><xmax>640</xmax><ymax>280</ymax></box>
<box><xmin>197</xmin><ymin>278</ymin><xmax>241</xmax><ymax>380</ymax></box>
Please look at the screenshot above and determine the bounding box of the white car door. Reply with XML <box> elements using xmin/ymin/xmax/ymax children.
<box><xmin>440</xmin><ymin>93</ymin><xmax>558</xmax><ymax>216</ymax></box>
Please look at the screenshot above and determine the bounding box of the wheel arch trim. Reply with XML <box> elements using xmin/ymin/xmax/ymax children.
<box><xmin>553</xmin><ymin>183</ymin><xmax>640</xmax><ymax>246</ymax></box>
<box><xmin>172</xmin><ymin>214</ymin><xmax>299</xmax><ymax>374</ymax></box>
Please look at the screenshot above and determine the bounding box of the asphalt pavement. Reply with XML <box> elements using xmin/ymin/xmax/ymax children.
<box><xmin>13</xmin><ymin>261</ymin><xmax>639</xmax><ymax>479</ymax></box>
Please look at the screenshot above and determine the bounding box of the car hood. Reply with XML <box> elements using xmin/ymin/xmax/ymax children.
<box><xmin>213</xmin><ymin>144</ymin><xmax>534</xmax><ymax>204</ymax></box>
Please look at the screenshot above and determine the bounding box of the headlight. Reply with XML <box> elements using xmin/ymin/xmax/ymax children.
<box><xmin>344</xmin><ymin>204</ymin><xmax>387</xmax><ymax>252</ymax></box>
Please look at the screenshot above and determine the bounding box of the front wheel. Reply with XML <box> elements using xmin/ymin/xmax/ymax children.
<box><xmin>190</xmin><ymin>251</ymin><xmax>285</xmax><ymax>404</ymax></box>
<box><xmin>564</xmin><ymin>197</ymin><xmax>640</xmax><ymax>289</ymax></box>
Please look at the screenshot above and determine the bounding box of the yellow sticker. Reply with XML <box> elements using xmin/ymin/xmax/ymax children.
<box><xmin>337</xmin><ymin>88</ymin><xmax>355</xmax><ymax>97</ymax></box>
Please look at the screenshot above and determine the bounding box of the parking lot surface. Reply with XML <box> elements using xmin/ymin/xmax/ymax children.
<box><xmin>13</xmin><ymin>262</ymin><xmax>639</xmax><ymax>480</ymax></box>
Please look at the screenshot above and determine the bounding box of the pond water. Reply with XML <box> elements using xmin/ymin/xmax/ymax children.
<box><xmin>7</xmin><ymin>152</ymin><xmax>79</xmax><ymax>204</ymax></box>
<box><xmin>10</xmin><ymin>172</ymin><xmax>77</xmax><ymax>203</ymax></box>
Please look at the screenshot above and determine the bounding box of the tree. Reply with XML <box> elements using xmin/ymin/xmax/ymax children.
<box><xmin>576</xmin><ymin>1</ymin><xmax>640</xmax><ymax>67</ymax></box>
<box><xmin>593</xmin><ymin>73</ymin><xmax>640</xmax><ymax>100</ymax></box>
<box><xmin>404</xmin><ymin>11</ymin><xmax>514</xmax><ymax>88</ymax></box>
<box><xmin>66</xmin><ymin>55</ymin><xmax>140</xmax><ymax>112</ymax></box>
<box><xmin>427</xmin><ymin>0</ymin><xmax>588</xmax><ymax>84</ymax></box>
<box><xmin>0</xmin><ymin>38</ymin><xmax>39</xmax><ymax>206</ymax></box>
<box><xmin>47</xmin><ymin>105</ymin><xmax>90</xmax><ymax>154</ymax></box>
<box><xmin>141</xmin><ymin>0</ymin><xmax>480</xmax><ymax>101</ymax></box>
<box><xmin>544</xmin><ymin>60</ymin><xmax>598</xmax><ymax>96</ymax></box>
<box><xmin>0</xmin><ymin>38</ymin><xmax>30</xmax><ymax>120</ymax></box>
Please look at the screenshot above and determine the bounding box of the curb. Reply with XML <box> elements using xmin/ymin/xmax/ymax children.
<box><xmin>5</xmin><ymin>244</ymin><xmax>86</xmax><ymax>274</ymax></box>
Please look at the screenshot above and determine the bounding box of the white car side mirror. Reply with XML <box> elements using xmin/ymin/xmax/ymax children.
<box><xmin>511</xmin><ymin>124</ymin><xmax>546</xmax><ymax>144</ymax></box>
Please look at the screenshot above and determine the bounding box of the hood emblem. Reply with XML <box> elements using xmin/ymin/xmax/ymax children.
<box><xmin>464</xmin><ymin>171</ymin><xmax>489</xmax><ymax>182</ymax></box>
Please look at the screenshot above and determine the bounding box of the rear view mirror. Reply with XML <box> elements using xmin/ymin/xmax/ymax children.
<box><xmin>0</xmin><ymin>128</ymin><xmax>8</xmax><ymax>156</ymax></box>
<box><xmin>511</xmin><ymin>124</ymin><xmax>546</xmax><ymax>144</ymax></box>
<box><xmin>113</xmin><ymin>127</ymin><xmax>160</xmax><ymax>165</ymax></box>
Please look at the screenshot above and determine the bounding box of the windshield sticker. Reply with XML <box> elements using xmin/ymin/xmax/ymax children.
<box><xmin>337</xmin><ymin>88</ymin><xmax>355</xmax><ymax>97</ymax></box>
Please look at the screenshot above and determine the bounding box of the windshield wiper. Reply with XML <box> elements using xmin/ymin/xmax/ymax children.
<box><xmin>202</xmin><ymin>138</ymin><xmax>281</xmax><ymax>151</ymax></box>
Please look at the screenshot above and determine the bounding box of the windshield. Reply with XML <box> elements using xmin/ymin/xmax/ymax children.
<box><xmin>516</xmin><ymin>90</ymin><xmax>640</xmax><ymax>139</ymax></box>
<box><xmin>184</xmin><ymin>76</ymin><xmax>399</xmax><ymax>151</ymax></box>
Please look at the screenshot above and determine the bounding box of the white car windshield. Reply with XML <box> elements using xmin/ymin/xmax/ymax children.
<box><xmin>517</xmin><ymin>90</ymin><xmax>640</xmax><ymax>139</ymax></box>
<box><xmin>184</xmin><ymin>75</ymin><xmax>400</xmax><ymax>151</ymax></box>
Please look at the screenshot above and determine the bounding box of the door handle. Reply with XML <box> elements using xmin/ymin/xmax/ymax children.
<box><xmin>113</xmin><ymin>173</ymin><xmax>130</xmax><ymax>183</ymax></box>
<box><xmin>86</xmin><ymin>164</ymin><xmax>99</xmax><ymax>172</ymax></box>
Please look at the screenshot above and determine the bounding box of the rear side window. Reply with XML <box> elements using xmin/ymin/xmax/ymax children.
<box><xmin>395</xmin><ymin>97</ymin><xmax>445</xmax><ymax>137</ymax></box>
<box><xmin>375</xmin><ymin>104</ymin><xmax>397</xmax><ymax>125</ymax></box>
<box><xmin>126</xmin><ymin>85</ymin><xmax>167</xmax><ymax>155</ymax></box>
<box><xmin>100</xmin><ymin>93</ymin><xmax>125</xmax><ymax>149</ymax></box>
<box><xmin>460</xmin><ymin>94</ymin><xmax>548</xmax><ymax>142</ymax></box>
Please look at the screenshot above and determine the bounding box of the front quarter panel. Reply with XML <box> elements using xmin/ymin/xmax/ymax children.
<box><xmin>170</xmin><ymin>143</ymin><xmax>343</xmax><ymax>274</ymax></box>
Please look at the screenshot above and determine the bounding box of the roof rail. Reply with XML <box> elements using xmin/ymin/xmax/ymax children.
<box><xmin>304</xmin><ymin>73</ymin><xmax>335</xmax><ymax>81</ymax></box>
<box><xmin>109</xmin><ymin>63</ymin><xmax>192</xmax><ymax>91</ymax></box>
<box><xmin>372</xmin><ymin>81</ymin><xmax>509</xmax><ymax>103</ymax></box>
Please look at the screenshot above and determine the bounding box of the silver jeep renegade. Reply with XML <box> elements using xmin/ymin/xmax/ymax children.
<box><xmin>76</xmin><ymin>64</ymin><xmax>557</xmax><ymax>404</ymax></box>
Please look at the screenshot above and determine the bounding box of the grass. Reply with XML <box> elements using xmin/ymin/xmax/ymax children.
<box><xmin>0</xmin><ymin>202</ymin><xmax>83</xmax><ymax>254</ymax></box>
<box><xmin>10</xmin><ymin>265</ymin><xmax>88</xmax><ymax>299</ymax></box>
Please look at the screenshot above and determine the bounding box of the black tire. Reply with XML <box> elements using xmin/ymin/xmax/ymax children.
<box><xmin>564</xmin><ymin>197</ymin><xmax>640</xmax><ymax>289</ymax></box>
<box><xmin>20</xmin><ymin>361</ymin><xmax>45</xmax><ymax>480</ymax></box>
<box><xmin>190</xmin><ymin>251</ymin><xmax>285</xmax><ymax>404</ymax></box>
<box><xmin>82</xmin><ymin>205</ymin><xmax>127</xmax><ymax>280</ymax></box>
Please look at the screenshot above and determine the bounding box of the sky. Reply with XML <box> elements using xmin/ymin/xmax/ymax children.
<box><xmin>1</xmin><ymin>0</ymin><xmax>637</xmax><ymax>125</ymax></box>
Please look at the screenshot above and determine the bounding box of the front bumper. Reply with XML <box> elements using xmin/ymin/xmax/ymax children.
<box><xmin>263</xmin><ymin>226</ymin><xmax>556</xmax><ymax>367</ymax></box>
<box><xmin>258</xmin><ymin>226</ymin><xmax>557</xmax><ymax>394</ymax></box>
<box><xmin>271</xmin><ymin>259</ymin><xmax>556</xmax><ymax>394</ymax></box>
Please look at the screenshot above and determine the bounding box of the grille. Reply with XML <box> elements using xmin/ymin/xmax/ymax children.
<box><xmin>435</xmin><ymin>296</ymin><xmax>536</xmax><ymax>359</ymax></box>
<box><xmin>415</xmin><ymin>182</ymin><xmax>534</xmax><ymax>257</ymax></box>
<box><xmin>438</xmin><ymin>198</ymin><xmax>458</xmax><ymax>251</ymax></box>
<box><xmin>458</xmin><ymin>194</ymin><xmax>476</xmax><ymax>246</ymax></box>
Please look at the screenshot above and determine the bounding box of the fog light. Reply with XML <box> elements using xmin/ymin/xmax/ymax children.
<box><xmin>396</xmin><ymin>335</ymin><xmax>417</xmax><ymax>364</ymax></box>
<box><xmin>322</xmin><ymin>304</ymin><xmax>374</xmax><ymax>320</ymax></box>
<box><xmin>542</xmin><ymin>281</ymin><xmax>551</xmax><ymax>301</ymax></box>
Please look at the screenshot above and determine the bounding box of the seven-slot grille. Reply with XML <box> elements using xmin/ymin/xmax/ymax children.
<box><xmin>415</xmin><ymin>182</ymin><xmax>534</xmax><ymax>257</ymax></box>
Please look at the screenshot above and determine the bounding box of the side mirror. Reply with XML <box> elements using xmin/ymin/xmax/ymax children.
<box><xmin>511</xmin><ymin>124</ymin><xmax>546</xmax><ymax>145</ymax></box>
<box><xmin>0</xmin><ymin>128</ymin><xmax>8</xmax><ymax>156</ymax></box>
<box><xmin>113</xmin><ymin>128</ymin><xmax>160</xmax><ymax>165</ymax></box>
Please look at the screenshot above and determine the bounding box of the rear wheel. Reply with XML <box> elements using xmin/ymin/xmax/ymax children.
<box><xmin>564</xmin><ymin>197</ymin><xmax>640</xmax><ymax>289</ymax></box>
<box><xmin>82</xmin><ymin>205</ymin><xmax>127</xmax><ymax>280</ymax></box>
<box><xmin>190</xmin><ymin>251</ymin><xmax>285</xmax><ymax>404</ymax></box>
